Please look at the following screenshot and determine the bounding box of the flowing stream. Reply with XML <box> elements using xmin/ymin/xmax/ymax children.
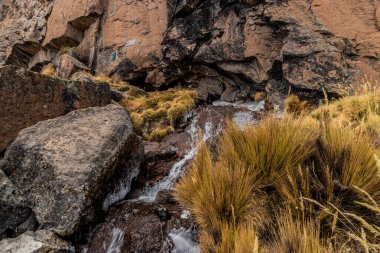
<box><xmin>103</xmin><ymin>101</ymin><xmax>266</xmax><ymax>253</ymax></box>
<box><xmin>134</xmin><ymin>108</ymin><xmax>223</xmax><ymax>203</ymax></box>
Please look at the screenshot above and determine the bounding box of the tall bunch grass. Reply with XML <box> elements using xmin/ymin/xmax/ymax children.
<box><xmin>175</xmin><ymin>113</ymin><xmax>380</xmax><ymax>252</ymax></box>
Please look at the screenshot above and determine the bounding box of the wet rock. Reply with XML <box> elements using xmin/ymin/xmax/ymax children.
<box><xmin>0</xmin><ymin>230</ymin><xmax>75</xmax><ymax>253</ymax></box>
<box><xmin>1</xmin><ymin>104</ymin><xmax>144</xmax><ymax>236</ymax></box>
<box><xmin>87</xmin><ymin>201</ymin><xmax>196</xmax><ymax>253</ymax></box>
<box><xmin>0</xmin><ymin>65</ymin><xmax>112</xmax><ymax>152</ymax></box>
<box><xmin>57</xmin><ymin>54</ymin><xmax>90</xmax><ymax>79</ymax></box>
<box><xmin>0</xmin><ymin>170</ymin><xmax>34</xmax><ymax>239</ymax></box>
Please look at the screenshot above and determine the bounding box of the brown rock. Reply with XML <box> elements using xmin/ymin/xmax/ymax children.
<box><xmin>0</xmin><ymin>0</ymin><xmax>53</xmax><ymax>67</ymax></box>
<box><xmin>312</xmin><ymin>0</ymin><xmax>380</xmax><ymax>81</ymax></box>
<box><xmin>43</xmin><ymin>0</ymin><xmax>102</xmax><ymax>49</ymax></box>
<box><xmin>0</xmin><ymin>65</ymin><xmax>111</xmax><ymax>152</ymax></box>
<box><xmin>57</xmin><ymin>54</ymin><xmax>90</xmax><ymax>79</ymax></box>
<box><xmin>95</xmin><ymin>0</ymin><xmax>168</xmax><ymax>77</ymax></box>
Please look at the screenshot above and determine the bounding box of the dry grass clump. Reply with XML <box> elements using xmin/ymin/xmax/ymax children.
<box><xmin>175</xmin><ymin>114</ymin><xmax>380</xmax><ymax>252</ymax></box>
<box><xmin>285</xmin><ymin>94</ymin><xmax>309</xmax><ymax>115</ymax></box>
<box><xmin>75</xmin><ymin>71</ymin><xmax>196</xmax><ymax>140</ymax></box>
<box><xmin>311</xmin><ymin>86</ymin><xmax>380</xmax><ymax>148</ymax></box>
<box><xmin>122</xmin><ymin>88</ymin><xmax>197</xmax><ymax>140</ymax></box>
<box><xmin>40</xmin><ymin>64</ymin><xmax>56</xmax><ymax>77</ymax></box>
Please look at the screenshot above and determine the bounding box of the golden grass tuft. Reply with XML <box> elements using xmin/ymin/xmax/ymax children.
<box><xmin>285</xmin><ymin>94</ymin><xmax>309</xmax><ymax>115</ymax></box>
<box><xmin>76</xmin><ymin>71</ymin><xmax>196</xmax><ymax>140</ymax></box>
<box><xmin>122</xmin><ymin>88</ymin><xmax>197</xmax><ymax>140</ymax></box>
<box><xmin>40</xmin><ymin>64</ymin><xmax>56</xmax><ymax>77</ymax></box>
<box><xmin>175</xmin><ymin>111</ymin><xmax>380</xmax><ymax>252</ymax></box>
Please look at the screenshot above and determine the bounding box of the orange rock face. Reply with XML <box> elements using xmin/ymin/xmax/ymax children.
<box><xmin>43</xmin><ymin>0</ymin><xmax>103</xmax><ymax>48</ymax></box>
<box><xmin>96</xmin><ymin>0</ymin><xmax>168</xmax><ymax>77</ymax></box>
<box><xmin>312</xmin><ymin>0</ymin><xmax>380</xmax><ymax>81</ymax></box>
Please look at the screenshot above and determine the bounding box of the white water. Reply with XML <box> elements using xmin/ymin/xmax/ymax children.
<box><xmin>212</xmin><ymin>100</ymin><xmax>265</xmax><ymax>112</ymax></box>
<box><xmin>134</xmin><ymin>109</ymin><xmax>223</xmax><ymax>202</ymax></box>
<box><xmin>102</xmin><ymin>165</ymin><xmax>140</xmax><ymax>210</ymax></box>
<box><xmin>105</xmin><ymin>228</ymin><xmax>125</xmax><ymax>253</ymax></box>
<box><xmin>169</xmin><ymin>228</ymin><xmax>200</xmax><ymax>253</ymax></box>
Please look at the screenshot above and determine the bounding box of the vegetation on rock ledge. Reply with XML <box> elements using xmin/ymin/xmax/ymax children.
<box><xmin>122</xmin><ymin>88</ymin><xmax>197</xmax><ymax>141</ymax></box>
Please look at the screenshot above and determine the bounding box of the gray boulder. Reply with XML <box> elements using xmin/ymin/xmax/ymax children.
<box><xmin>0</xmin><ymin>169</ymin><xmax>35</xmax><ymax>239</ymax></box>
<box><xmin>0</xmin><ymin>230</ymin><xmax>74</xmax><ymax>253</ymax></box>
<box><xmin>1</xmin><ymin>104</ymin><xmax>143</xmax><ymax>236</ymax></box>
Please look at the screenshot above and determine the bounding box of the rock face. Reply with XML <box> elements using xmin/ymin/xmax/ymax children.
<box><xmin>0</xmin><ymin>170</ymin><xmax>34</xmax><ymax>239</ymax></box>
<box><xmin>0</xmin><ymin>0</ymin><xmax>53</xmax><ymax>67</ymax></box>
<box><xmin>0</xmin><ymin>65</ymin><xmax>112</xmax><ymax>152</ymax></box>
<box><xmin>0</xmin><ymin>230</ymin><xmax>74</xmax><ymax>253</ymax></box>
<box><xmin>1</xmin><ymin>104</ymin><xmax>144</xmax><ymax>236</ymax></box>
<box><xmin>2</xmin><ymin>0</ymin><xmax>380</xmax><ymax>99</ymax></box>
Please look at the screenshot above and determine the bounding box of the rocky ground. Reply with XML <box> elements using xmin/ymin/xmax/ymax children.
<box><xmin>1</xmin><ymin>0</ymin><xmax>380</xmax><ymax>252</ymax></box>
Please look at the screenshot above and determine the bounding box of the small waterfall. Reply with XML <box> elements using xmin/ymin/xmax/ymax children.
<box><xmin>134</xmin><ymin>108</ymin><xmax>223</xmax><ymax>202</ymax></box>
<box><xmin>105</xmin><ymin>228</ymin><xmax>125</xmax><ymax>253</ymax></box>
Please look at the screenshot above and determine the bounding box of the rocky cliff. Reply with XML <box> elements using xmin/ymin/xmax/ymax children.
<box><xmin>2</xmin><ymin>0</ymin><xmax>380</xmax><ymax>252</ymax></box>
<box><xmin>2</xmin><ymin>0</ymin><xmax>380</xmax><ymax>101</ymax></box>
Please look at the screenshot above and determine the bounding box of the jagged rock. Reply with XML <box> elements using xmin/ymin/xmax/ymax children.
<box><xmin>0</xmin><ymin>65</ymin><xmax>112</xmax><ymax>152</ymax></box>
<box><xmin>0</xmin><ymin>230</ymin><xmax>74</xmax><ymax>253</ymax></box>
<box><xmin>28</xmin><ymin>49</ymin><xmax>57</xmax><ymax>71</ymax></box>
<box><xmin>3</xmin><ymin>0</ymin><xmax>380</xmax><ymax>99</ymax></box>
<box><xmin>57</xmin><ymin>54</ymin><xmax>90</xmax><ymax>79</ymax></box>
<box><xmin>0</xmin><ymin>0</ymin><xmax>53</xmax><ymax>67</ymax></box>
<box><xmin>1</xmin><ymin>104</ymin><xmax>144</xmax><ymax>236</ymax></box>
<box><xmin>0</xmin><ymin>169</ymin><xmax>35</xmax><ymax>239</ymax></box>
<box><xmin>43</xmin><ymin>0</ymin><xmax>102</xmax><ymax>49</ymax></box>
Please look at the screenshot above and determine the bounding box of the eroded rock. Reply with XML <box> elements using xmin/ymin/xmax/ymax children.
<box><xmin>1</xmin><ymin>104</ymin><xmax>143</xmax><ymax>236</ymax></box>
<box><xmin>0</xmin><ymin>65</ymin><xmax>111</xmax><ymax>152</ymax></box>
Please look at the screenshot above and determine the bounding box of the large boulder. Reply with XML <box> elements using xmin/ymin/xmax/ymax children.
<box><xmin>0</xmin><ymin>169</ymin><xmax>35</xmax><ymax>239</ymax></box>
<box><xmin>0</xmin><ymin>230</ymin><xmax>74</xmax><ymax>253</ymax></box>
<box><xmin>0</xmin><ymin>65</ymin><xmax>112</xmax><ymax>152</ymax></box>
<box><xmin>1</xmin><ymin>104</ymin><xmax>144</xmax><ymax>236</ymax></box>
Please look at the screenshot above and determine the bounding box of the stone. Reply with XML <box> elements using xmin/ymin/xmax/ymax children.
<box><xmin>43</xmin><ymin>0</ymin><xmax>102</xmax><ymax>49</ymax></box>
<box><xmin>95</xmin><ymin>0</ymin><xmax>168</xmax><ymax>77</ymax></box>
<box><xmin>0</xmin><ymin>65</ymin><xmax>112</xmax><ymax>152</ymax></box>
<box><xmin>87</xmin><ymin>201</ymin><xmax>195</xmax><ymax>253</ymax></box>
<box><xmin>0</xmin><ymin>0</ymin><xmax>53</xmax><ymax>67</ymax></box>
<box><xmin>57</xmin><ymin>54</ymin><xmax>90</xmax><ymax>79</ymax></box>
<box><xmin>0</xmin><ymin>170</ymin><xmax>34</xmax><ymax>239</ymax></box>
<box><xmin>1</xmin><ymin>104</ymin><xmax>144</xmax><ymax>236</ymax></box>
<box><xmin>0</xmin><ymin>230</ymin><xmax>74</xmax><ymax>253</ymax></box>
